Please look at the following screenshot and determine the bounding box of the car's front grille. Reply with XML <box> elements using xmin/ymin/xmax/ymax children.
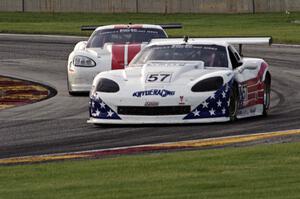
<box><xmin>117</xmin><ymin>106</ymin><xmax>191</xmax><ymax>115</ymax></box>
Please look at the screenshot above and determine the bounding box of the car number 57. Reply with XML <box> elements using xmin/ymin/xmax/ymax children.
<box><xmin>146</xmin><ymin>73</ymin><xmax>172</xmax><ymax>83</ymax></box>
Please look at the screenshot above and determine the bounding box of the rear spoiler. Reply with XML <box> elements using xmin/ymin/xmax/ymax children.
<box><xmin>81</xmin><ymin>23</ymin><xmax>183</xmax><ymax>31</ymax></box>
<box><xmin>81</xmin><ymin>26</ymin><xmax>99</xmax><ymax>31</ymax></box>
<box><xmin>157</xmin><ymin>23</ymin><xmax>183</xmax><ymax>29</ymax></box>
<box><xmin>151</xmin><ymin>37</ymin><xmax>272</xmax><ymax>55</ymax></box>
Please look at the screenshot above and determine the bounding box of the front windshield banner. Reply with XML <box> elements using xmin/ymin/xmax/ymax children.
<box><xmin>130</xmin><ymin>44</ymin><xmax>228</xmax><ymax>68</ymax></box>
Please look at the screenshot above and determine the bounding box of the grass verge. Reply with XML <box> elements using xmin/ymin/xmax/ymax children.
<box><xmin>1</xmin><ymin>142</ymin><xmax>300</xmax><ymax>199</ymax></box>
<box><xmin>0</xmin><ymin>12</ymin><xmax>299</xmax><ymax>43</ymax></box>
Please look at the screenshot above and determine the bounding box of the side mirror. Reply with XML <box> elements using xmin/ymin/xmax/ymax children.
<box><xmin>237</xmin><ymin>61</ymin><xmax>243</xmax><ymax>67</ymax></box>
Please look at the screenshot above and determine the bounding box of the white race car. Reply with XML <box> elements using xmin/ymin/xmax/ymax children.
<box><xmin>88</xmin><ymin>37</ymin><xmax>272</xmax><ymax>124</ymax></box>
<box><xmin>67</xmin><ymin>24</ymin><xmax>181</xmax><ymax>95</ymax></box>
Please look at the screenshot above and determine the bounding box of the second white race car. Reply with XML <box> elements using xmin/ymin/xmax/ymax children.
<box><xmin>88</xmin><ymin>37</ymin><xmax>272</xmax><ymax>124</ymax></box>
<box><xmin>67</xmin><ymin>24</ymin><xmax>181</xmax><ymax>95</ymax></box>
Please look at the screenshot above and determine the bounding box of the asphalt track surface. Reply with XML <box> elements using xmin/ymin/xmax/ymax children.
<box><xmin>0</xmin><ymin>34</ymin><xmax>299</xmax><ymax>159</ymax></box>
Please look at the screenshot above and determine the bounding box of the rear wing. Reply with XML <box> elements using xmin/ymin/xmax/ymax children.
<box><xmin>81</xmin><ymin>23</ymin><xmax>183</xmax><ymax>31</ymax></box>
<box><xmin>150</xmin><ymin>37</ymin><xmax>272</xmax><ymax>54</ymax></box>
<box><xmin>81</xmin><ymin>26</ymin><xmax>99</xmax><ymax>31</ymax></box>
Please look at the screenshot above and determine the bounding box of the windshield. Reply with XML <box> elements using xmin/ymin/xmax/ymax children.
<box><xmin>130</xmin><ymin>44</ymin><xmax>228</xmax><ymax>68</ymax></box>
<box><xmin>87</xmin><ymin>28</ymin><xmax>167</xmax><ymax>48</ymax></box>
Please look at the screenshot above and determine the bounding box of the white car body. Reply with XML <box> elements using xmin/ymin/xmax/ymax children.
<box><xmin>87</xmin><ymin>37</ymin><xmax>272</xmax><ymax>124</ymax></box>
<box><xmin>67</xmin><ymin>24</ymin><xmax>168</xmax><ymax>94</ymax></box>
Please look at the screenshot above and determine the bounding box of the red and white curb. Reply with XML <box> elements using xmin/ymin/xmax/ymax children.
<box><xmin>1</xmin><ymin>129</ymin><xmax>300</xmax><ymax>165</ymax></box>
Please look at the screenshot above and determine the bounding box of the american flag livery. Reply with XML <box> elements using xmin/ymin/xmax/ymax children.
<box><xmin>184</xmin><ymin>79</ymin><xmax>234</xmax><ymax>120</ymax></box>
<box><xmin>239</xmin><ymin>62</ymin><xmax>268</xmax><ymax>109</ymax></box>
<box><xmin>90</xmin><ymin>93</ymin><xmax>121</xmax><ymax>120</ymax></box>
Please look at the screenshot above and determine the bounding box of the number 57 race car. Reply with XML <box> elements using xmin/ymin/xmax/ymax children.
<box><xmin>88</xmin><ymin>37</ymin><xmax>272</xmax><ymax>124</ymax></box>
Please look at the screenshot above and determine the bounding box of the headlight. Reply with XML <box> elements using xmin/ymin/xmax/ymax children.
<box><xmin>97</xmin><ymin>78</ymin><xmax>119</xmax><ymax>93</ymax></box>
<box><xmin>191</xmin><ymin>77</ymin><xmax>223</xmax><ymax>92</ymax></box>
<box><xmin>73</xmin><ymin>56</ymin><xmax>96</xmax><ymax>67</ymax></box>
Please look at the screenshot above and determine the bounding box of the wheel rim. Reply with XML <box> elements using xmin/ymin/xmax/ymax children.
<box><xmin>229</xmin><ymin>92</ymin><xmax>237</xmax><ymax>118</ymax></box>
<box><xmin>264</xmin><ymin>83</ymin><xmax>270</xmax><ymax>109</ymax></box>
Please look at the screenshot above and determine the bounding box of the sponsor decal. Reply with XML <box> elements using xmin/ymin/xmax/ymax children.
<box><xmin>179</xmin><ymin>96</ymin><xmax>185</xmax><ymax>105</ymax></box>
<box><xmin>144</xmin><ymin>101</ymin><xmax>159</xmax><ymax>107</ymax></box>
<box><xmin>133</xmin><ymin>89</ymin><xmax>175</xmax><ymax>98</ymax></box>
<box><xmin>250</xmin><ymin>107</ymin><xmax>256</xmax><ymax>113</ymax></box>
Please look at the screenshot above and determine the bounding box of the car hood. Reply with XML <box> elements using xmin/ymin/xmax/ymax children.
<box><xmin>122</xmin><ymin>61</ymin><xmax>232</xmax><ymax>87</ymax></box>
<box><xmin>85</xmin><ymin>43</ymin><xmax>146</xmax><ymax>69</ymax></box>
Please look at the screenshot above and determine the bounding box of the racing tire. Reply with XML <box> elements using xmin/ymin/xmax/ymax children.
<box><xmin>229</xmin><ymin>86</ymin><xmax>238</xmax><ymax>122</ymax></box>
<box><xmin>263</xmin><ymin>75</ymin><xmax>271</xmax><ymax>116</ymax></box>
<box><xmin>67</xmin><ymin>83</ymin><xmax>78</xmax><ymax>96</ymax></box>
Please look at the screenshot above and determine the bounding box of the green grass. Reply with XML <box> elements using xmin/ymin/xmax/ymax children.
<box><xmin>1</xmin><ymin>142</ymin><xmax>300</xmax><ymax>199</ymax></box>
<box><xmin>0</xmin><ymin>12</ymin><xmax>299</xmax><ymax>43</ymax></box>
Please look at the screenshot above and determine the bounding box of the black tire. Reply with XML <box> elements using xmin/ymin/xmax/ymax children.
<box><xmin>69</xmin><ymin>90</ymin><xmax>78</xmax><ymax>96</ymax></box>
<box><xmin>263</xmin><ymin>75</ymin><xmax>271</xmax><ymax>116</ymax></box>
<box><xmin>229</xmin><ymin>86</ymin><xmax>238</xmax><ymax>122</ymax></box>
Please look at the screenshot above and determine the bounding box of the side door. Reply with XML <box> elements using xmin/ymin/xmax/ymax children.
<box><xmin>228</xmin><ymin>45</ymin><xmax>249</xmax><ymax>107</ymax></box>
<box><xmin>229</xmin><ymin>45</ymin><xmax>260</xmax><ymax>108</ymax></box>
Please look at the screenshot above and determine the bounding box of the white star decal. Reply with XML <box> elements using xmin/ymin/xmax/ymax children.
<box><xmin>225</xmin><ymin>85</ymin><xmax>229</xmax><ymax>92</ymax></box>
<box><xmin>100</xmin><ymin>102</ymin><xmax>106</xmax><ymax>109</ymax></box>
<box><xmin>210</xmin><ymin>94</ymin><xmax>215</xmax><ymax>99</ymax></box>
<box><xmin>202</xmin><ymin>101</ymin><xmax>209</xmax><ymax>108</ymax></box>
<box><xmin>222</xmin><ymin>108</ymin><xmax>226</xmax><ymax>114</ymax></box>
<box><xmin>209</xmin><ymin>108</ymin><xmax>215</xmax><ymax>116</ymax></box>
<box><xmin>217</xmin><ymin>100</ymin><xmax>222</xmax><ymax>107</ymax></box>
<box><xmin>193</xmin><ymin>109</ymin><xmax>200</xmax><ymax>116</ymax></box>
<box><xmin>227</xmin><ymin>100</ymin><xmax>230</xmax><ymax>107</ymax></box>
<box><xmin>91</xmin><ymin>101</ymin><xmax>95</xmax><ymax>108</ymax></box>
<box><xmin>222</xmin><ymin>91</ymin><xmax>226</xmax><ymax>98</ymax></box>
<box><xmin>95</xmin><ymin>109</ymin><xmax>101</xmax><ymax>117</ymax></box>
<box><xmin>95</xmin><ymin>92</ymin><xmax>101</xmax><ymax>100</ymax></box>
<box><xmin>107</xmin><ymin>110</ymin><xmax>114</xmax><ymax>117</ymax></box>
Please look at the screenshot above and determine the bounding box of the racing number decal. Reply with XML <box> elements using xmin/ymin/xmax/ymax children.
<box><xmin>239</xmin><ymin>84</ymin><xmax>248</xmax><ymax>101</ymax></box>
<box><xmin>146</xmin><ymin>73</ymin><xmax>172</xmax><ymax>83</ymax></box>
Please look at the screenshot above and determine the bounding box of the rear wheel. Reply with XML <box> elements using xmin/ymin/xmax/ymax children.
<box><xmin>229</xmin><ymin>86</ymin><xmax>238</xmax><ymax>122</ymax></box>
<box><xmin>263</xmin><ymin>74</ymin><xmax>271</xmax><ymax>116</ymax></box>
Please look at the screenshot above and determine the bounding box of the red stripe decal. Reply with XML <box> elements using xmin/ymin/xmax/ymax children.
<box><xmin>128</xmin><ymin>44</ymin><xmax>141</xmax><ymax>64</ymax></box>
<box><xmin>246</xmin><ymin>78</ymin><xmax>259</xmax><ymax>87</ymax></box>
<box><xmin>131</xmin><ymin>25</ymin><xmax>143</xmax><ymax>28</ymax></box>
<box><xmin>248</xmin><ymin>82</ymin><xmax>264</xmax><ymax>93</ymax></box>
<box><xmin>243</xmin><ymin>99</ymin><xmax>264</xmax><ymax>107</ymax></box>
<box><xmin>114</xmin><ymin>25</ymin><xmax>143</xmax><ymax>29</ymax></box>
<box><xmin>111</xmin><ymin>45</ymin><xmax>125</xmax><ymax>70</ymax></box>
<box><xmin>114</xmin><ymin>25</ymin><xmax>127</xmax><ymax>29</ymax></box>
<box><xmin>258</xmin><ymin>91</ymin><xmax>264</xmax><ymax>98</ymax></box>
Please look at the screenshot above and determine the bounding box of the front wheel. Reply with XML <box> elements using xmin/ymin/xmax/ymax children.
<box><xmin>229</xmin><ymin>86</ymin><xmax>238</xmax><ymax>122</ymax></box>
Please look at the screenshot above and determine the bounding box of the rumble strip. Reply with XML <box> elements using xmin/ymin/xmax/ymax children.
<box><xmin>1</xmin><ymin>129</ymin><xmax>300</xmax><ymax>165</ymax></box>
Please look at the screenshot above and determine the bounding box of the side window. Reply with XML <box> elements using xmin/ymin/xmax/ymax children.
<box><xmin>228</xmin><ymin>47</ymin><xmax>239</xmax><ymax>69</ymax></box>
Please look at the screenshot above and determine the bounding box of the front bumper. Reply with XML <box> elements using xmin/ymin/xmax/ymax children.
<box><xmin>87</xmin><ymin>80</ymin><xmax>233</xmax><ymax>124</ymax></box>
<box><xmin>68</xmin><ymin>63</ymin><xmax>103</xmax><ymax>92</ymax></box>
<box><xmin>87</xmin><ymin>115</ymin><xmax>229</xmax><ymax>124</ymax></box>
